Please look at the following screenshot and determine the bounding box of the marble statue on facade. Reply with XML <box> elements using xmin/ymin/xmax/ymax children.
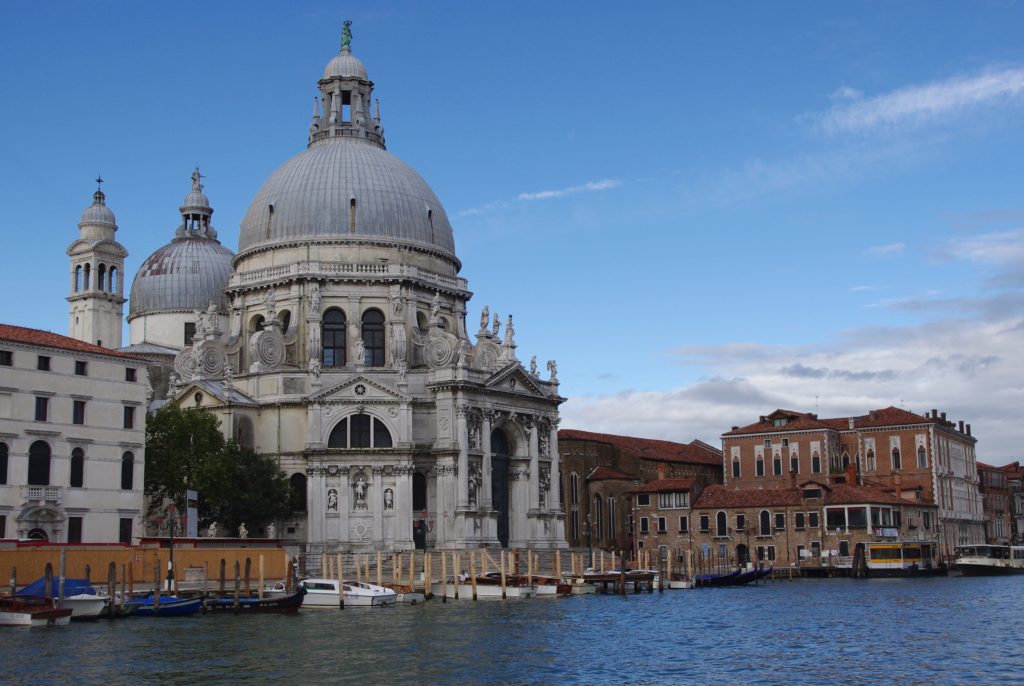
<box><xmin>327</xmin><ymin>488</ymin><xmax>338</xmax><ymax>512</ymax></box>
<box><xmin>479</xmin><ymin>305</ymin><xmax>489</xmax><ymax>333</ymax></box>
<box><xmin>353</xmin><ymin>475</ymin><xmax>367</xmax><ymax>510</ymax></box>
<box><xmin>530</xmin><ymin>356</ymin><xmax>537</xmax><ymax>376</ymax></box>
<box><xmin>355</xmin><ymin>337</ymin><xmax>366</xmax><ymax>366</ymax></box>
<box><xmin>238</xmin><ymin>522</ymin><xmax>248</xmax><ymax>539</ymax></box>
<box><xmin>547</xmin><ymin>359</ymin><xmax>558</xmax><ymax>383</ymax></box>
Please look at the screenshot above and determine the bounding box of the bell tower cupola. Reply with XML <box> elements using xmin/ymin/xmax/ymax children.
<box><xmin>66</xmin><ymin>176</ymin><xmax>128</xmax><ymax>349</ymax></box>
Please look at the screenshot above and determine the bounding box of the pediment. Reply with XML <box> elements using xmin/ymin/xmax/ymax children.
<box><xmin>309</xmin><ymin>375</ymin><xmax>412</xmax><ymax>404</ymax></box>
<box><xmin>484</xmin><ymin>363</ymin><xmax>547</xmax><ymax>397</ymax></box>
<box><xmin>171</xmin><ymin>380</ymin><xmax>257</xmax><ymax>408</ymax></box>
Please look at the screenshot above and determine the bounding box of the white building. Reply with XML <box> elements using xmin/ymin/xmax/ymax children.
<box><xmin>73</xmin><ymin>24</ymin><xmax>567</xmax><ymax>557</ymax></box>
<box><xmin>0</xmin><ymin>324</ymin><xmax>148</xmax><ymax>542</ymax></box>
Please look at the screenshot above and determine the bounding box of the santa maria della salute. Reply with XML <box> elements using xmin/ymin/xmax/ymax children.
<box><xmin>66</xmin><ymin>24</ymin><xmax>567</xmax><ymax>554</ymax></box>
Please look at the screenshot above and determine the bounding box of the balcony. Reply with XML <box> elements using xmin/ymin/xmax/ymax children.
<box><xmin>22</xmin><ymin>486</ymin><xmax>62</xmax><ymax>502</ymax></box>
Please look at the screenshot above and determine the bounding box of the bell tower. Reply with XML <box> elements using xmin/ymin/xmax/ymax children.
<box><xmin>66</xmin><ymin>177</ymin><xmax>128</xmax><ymax>349</ymax></box>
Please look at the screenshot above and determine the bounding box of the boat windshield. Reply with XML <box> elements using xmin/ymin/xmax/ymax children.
<box><xmin>957</xmin><ymin>545</ymin><xmax>1008</xmax><ymax>559</ymax></box>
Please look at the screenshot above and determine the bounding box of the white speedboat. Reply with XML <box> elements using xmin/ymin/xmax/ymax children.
<box><xmin>62</xmin><ymin>593</ymin><xmax>110</xmax><ymax>619</ymax></box>
<box><xmin>342</xmin><ymin>580</ymin><xmax>397</xmax><ymax>607</ymax></box>
<box><xmin>280</xmin><ymin>578</ymin><xmax>397</xmax><ymax>607</ymax></box>
<box><xmin>956</xmin><ymin>545</ymin><xmax>1024</xmax><ymax>575</ymax></box>
<box><xmin>431</xmin><ymin>577</ymin><xmax>536</xmax><ymax>599</ymax></box>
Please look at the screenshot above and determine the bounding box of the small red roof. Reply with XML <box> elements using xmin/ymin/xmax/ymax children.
<box><xmin>693</xmin><ymin>481</ymin><xmax>923</xmax><ymax>509</ymax></box>
<box><xmin>0</xmin><ymin>324</ymin><xmax>141</xmax><ymax>361</ymax></box>
<box><xmin>559</xmin><ymin>429</ymin><xmax>722</xmax><ymax>466</ymax></box>
<box><xmin>825</xmin><ymin>483</ymin><xmax>909</xmax><ymax>506</ymax></box>
<box><xmin>587</xmin><ymin>466</ymin><xmax>635</xmax><ymax>482</ymax></box>
<box><xmin>631</xmin><ymin>478</ymin><xmax>697</xmax><ymax>494</ymax></box>
<box><xmin>724</xmin><ymin>406</ymin><xmax>961</xmax><ymax>437</ymax></box>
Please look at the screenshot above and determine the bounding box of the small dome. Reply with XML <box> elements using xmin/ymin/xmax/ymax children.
<box><xmin>181</xmin><ymin>189</ymin><xmax>211</xmax><ymax>210</ymax></box>
<box><xmin>323</xmin><ymin>49</ymin><xmax>368</xmax><ymax>81</ymax></box>
<box><xmin>128</xmin><ymin>236</ymin><xmax>235</xmax><ymax>318</ymax></box>
<box><xmin>80</xmin><ymin>189</ymin><xmax>116</xmax><ymax>227</ymax></box>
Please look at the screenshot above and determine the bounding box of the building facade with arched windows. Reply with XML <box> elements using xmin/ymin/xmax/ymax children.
<box><xmin>0</xmin><ymin>325</ymin><xmax>148</xmax><ymax>543</ymax></box>
<box><xmin>77</xmin><ymin>27</ymin><xmax>566</xmax><ymax>557</ymax></box>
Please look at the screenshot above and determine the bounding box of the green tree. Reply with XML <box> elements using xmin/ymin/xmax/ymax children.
<box><xmin>144</xmin><ymin>405</ymin><xmax>292</xmax><ymax>531</ymax></box>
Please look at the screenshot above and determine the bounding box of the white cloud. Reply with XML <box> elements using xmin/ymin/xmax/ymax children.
<box><xmin>455</xmin><ymin>200</ymin><xmax>509</xmax><ymax>218</ymax></box>
<box><xmin>864</xmin><ymin>242</ymin><xmax>905</xmax><ymax>257</ymax></box>
<box><xmin>950</xmin><ymin>228</ymin><xmax>1024</xmax><ymax>266</ymax></box>
<box><xmin>517</xmin><ymin>179</ymin><xmax>620</xmax><ymax>202</ymax></box>
<box><xmin>811</xmin><ymin>66</ymin><xmax>1024</xmax><ymax>134</ymax></box>
<box><xmin>562</xmin><ymin>314</ymin><xmax>1024</xmax><ymax>464</ymax></box>
<box><xmin>830</xmin><ymin>85</ymin><xmax>863</xmax><ymax>101</ymax></box>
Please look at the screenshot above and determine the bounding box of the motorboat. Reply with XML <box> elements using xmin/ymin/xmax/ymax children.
<box><xmin>431</xmin><ymin>575</ymin><xmax>536</xmax><ymax>599</ymax></box>
<box><xmin>955</xmin><ymin>545</ymin><xmax>1024</xmax><ymax>576</ymax></box>
<box><xmin>561</xmin><ymin>575</ymin><xmax>597</xmax><ymax>595</ymax></box>
<box><xmin>385</xmin><ymin>585</ymin><xmax>425</xmax><ymax>605</ymax></box>
<box><xmin>18</xmin><ymin>578</ymin><xmax>109</xmax><ymax>620</ymax></box>
<box><xmin>523</xmin><ymin>575</ymin><xmax>570</xmax><ymax>597</ymax></box>
<box><xmin>343</xmin><ymin>580</ymin><xmax>398</xmax><ymax>607</ymax></box>
<box><xmin>0</xmin><ymin>595</ymin><xmax>73</xmax><ymax>626</ymax></box>
<box><xmin>668</xmin><ymin>573</ymin><xmax>693</xmax><ymax>590</ymax></box>
<box><xmin>125</xmin><ymin>593</ymin><xmax>204</xmax><ymax>617</ymax></box>
<box><xmin>205</xmin><ymin>588</ymin><xmax>306</xmax><ymax>614</ymax></box>
<box><xmin>278</xmin><ymin>578</ymin><xmax>396</xmax><ymax>607</ymax></box>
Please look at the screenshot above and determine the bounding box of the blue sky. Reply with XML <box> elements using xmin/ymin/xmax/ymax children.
<box><xmin>2</xmin><ymin>1</ymin><xmax>1023</xmax><ymax>463</ymax></box>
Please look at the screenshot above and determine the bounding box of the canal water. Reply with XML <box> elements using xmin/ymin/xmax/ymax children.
<box><xmin>5</xmin><ymin>575</ymin><xmax>1022</xmax><ymax>685</ymax></box>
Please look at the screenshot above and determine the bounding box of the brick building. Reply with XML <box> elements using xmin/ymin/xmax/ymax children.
<box><xmin>632</xmin><ymin>471</ymin><xmax>938</xmax><ymax>571</ymax></box>
<box><xmin>557</xmin><ymin>429</ymin><xmax>722</xmax><ymax>554</ymax></box>
<box><xmin>977</xmin><ymin>462</ymin><xmax>1012</xmax><ymax>544</ymax></box>
<box><xmin>722</xmin><ymin>407</ymin><xmax>984</xmax><ymax>558</ymax></box>
<box><xmin>1003</xmin><ymin>462</ymin><xmax>1024</xmax><ymax>544</ymax></box>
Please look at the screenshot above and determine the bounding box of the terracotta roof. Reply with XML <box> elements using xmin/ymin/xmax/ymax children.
<box><xmin>0</xmin><ymin>324</ymin><xmax>142</xmax><ymax>361</ymax></box>
<box><xmin>825</xmin><ymin>483</ymin><xmax>909</xmax><ymax>506</ymax></box>
<box><xmin>559</xmin><ymin>429</ymin><xmax>722</xmax><ymax>466</ymax></box>
<box><xmin>631</xmin><ymin>478</ymin><xmax>697</xmax><ymax>494</ymax></box>
<box><xmin>723</xmin><ymin>406</ymin><xmax>962</xmax><ymax>437</ymax></box>
<box><xmin>587</xmin><ymin>466</ymin><xmax>635</xmax><ymax>482</ymax></box>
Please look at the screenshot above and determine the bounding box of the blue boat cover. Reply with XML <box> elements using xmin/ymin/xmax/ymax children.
<box><xmin>19</xmin><ymin>577</ymin><xmax>99</xmax><ymax>597</ymax></box>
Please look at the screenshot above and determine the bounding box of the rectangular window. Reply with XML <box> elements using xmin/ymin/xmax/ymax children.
<box><xmin>636</xmin><ymin>494</ymin><xmax>650</xmax><ymax>507</ymax></box>
<box><xmin>781</xmin><ymin>438</ymin><xmax>789</xmax><ymax>447</ymax></box>
<box><xmin>764</xmin><ymin>439</ymin><xmax>771</xmax><ymax>448</ymax></box>
<box><xmin>73</xmin><ymin>400</ymin><xmax>85</xmax><ymax>425</ymax></box>
<box><xmin>125</xmin><ymin>368</ymin><xmax>137</xmax><ymax>382</ymax></box>
<box><xmin>773</xmin><ymin>456</ymin><xmax>782</xmax><ymax>476</ymax></box>
<box><xmin>719</xmin><ymin>543</ymin><xmax>728</xmax><ymax>559</ymax></box>
<box><xmin>123</xmin><ymin>406</ymin><xmax>135</xmax><ymax>430</ymax></box>
<box><xmin>184</xmin><ymin>322</ymin><xmax>196</xmax><ymax>346</ymax></box>
<box><xmin>678</xmin><ymin>515</ymin><xmax>688</xmax><ymax>533</ymax></box>
<box><xmin>0</xmin><ymin>350</ymin><xmax>11</xmax><ymax>366</ymax></box>
<box><xmin>67</xmin><ymin>517</ymin><xmax>83</xmax><ymax>544</ymax></box>
<box><xmin>923</xmin><ymin>511</ymin><xmax>931</xmax><ymax>529</ymax></box>
<box><xmin>790</xmin><ymin>456</ymin><xmax>799</xmax><ymax>474</ymax></box>
<box><xmin>75</xmin><ymin>360</ymin><xmax>87</xmax><ymax>376</ymax></box>
<box><xmin>658</xmin><ymin>492</ymin><xmax>690</xmax><ymax>509</ymax></box>
<box><xmin>795</xmin><ymin>512</ymin><xmax>806</xmax><ymax>530</ymax></box>
<box><xmin>826</xmin><ymin>509</ymin><xmax>847</xmax><ymax>530</ymax></box>
<box><xmin>732</xmin><ymin>460</ymin><xmax>740</xmax><ymax>478</ymax></box>
<box><xmin>736</xmin><ymin>513</ymin><xmax>745</xmax><ymax>530</ymax></box>
<box><xmin>640</xmin><ymin>517</ymin><xmax>650</xmax><ymax>534</ymax></box>
<box><xmin>775</xmin><ymin>512</ymin><xmax>786</xmax><ymax>531</ymax></box>
<box><xmin>0</xmin><ymin>446</ymin><xmax>6</xmax><ymax>484</ymax></box>
<box><xmin>118</xmin><ymin>518</ymin><xmax>133</xmax><ymax>544</ymax></box>
<box><xmin>756</xmin><ymin>459</ymin><xmax>765</xmax><ymax>477</ymax></box>
<box><xmin>699</xmin><ymin>514</ymin><xmax>710</xmax><ymax>532</ymax></box>
<box><xmin>37</xmin><ymin>355</ymin><xmax>51</xmax><ymax>371</ymax></box>
<box><xmin>35</xmin><ymin>396</ymin><xmax>49</xmax><ymax>421</ymax></box>
<box><xmin>812</xmin><ymin>455</ymin><xmax>821</xmax><ymax>473</ymax></box>
<box><xmin>811</xmin><ymin>541</ymin><xmax>821</xmax><ymax>557</ymax></box>
<box><xmin>848</xmin><ymin>507</ymin><xmax>867</xmax><ymax>529</ymax></box>
<box><xmin>767</xmin><ymin>545</ymin><xmax>776</xmax><ymax>561</ymax></box>
<box><xmin>808</xmin><ymin>512</ymin><xmax>820</xmax><ymax>528</ymax></box>
<box><xmin>657</xmin><ymin>517</ymin><xmax>667</xmax><ymax>533</ymax></box>
<box><xmin>0</xmin><ymin>514</ymin><xmax>5</xmax><ymax>538</ymax></box>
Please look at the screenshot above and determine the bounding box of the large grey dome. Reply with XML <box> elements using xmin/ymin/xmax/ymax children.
<box><xmin>237</xmin><ymin>141</ymin><xmax>455</xmax><ymax>257</ymax></box>
<box><xmin>128</xmin><ymin>236</ymin><xmax>234</xmax><ymax>318</ymax></box>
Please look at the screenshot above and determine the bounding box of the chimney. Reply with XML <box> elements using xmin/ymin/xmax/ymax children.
<box><xmin>848</xmin><ymin>418</ymin><xmax>855</xmax><ymax>429</ymax></box>
<box><xmin>846</xmin><ymin>463</ymin><xmax>857</xmax><ymax>486</ymax></box>
<box><xmin>958</xmin><ymin>420</ymin><xmax>965</xmax><ymax>433</ymax></box>
<box><xmin>731</xmin><ymin>426</ymin><xmax>738</xmax><ymax>431</ymax></box>
<box><xmin>657</xmin><ymin>462</ymin><xmax>666</xmax><ymax>481</ymax></box>
<box><xmin>966</xmin><ymin>424</ymin><xmax>972</xmax><ymax>437</ymax></box>
<box><xmin>931</xmin><ymin>409</ymin><xmax>938</xmax><ymax>419</ymax></box>
<box><xmin>940</xmin><ymin>412</ymin><xmax>946</xmax><ymax>422</ymax></box>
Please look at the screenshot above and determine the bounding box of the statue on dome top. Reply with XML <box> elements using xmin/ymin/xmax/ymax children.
<box><xmin>191</xmin><ymin>167</ymin><xmax>204</xmax><ymax>192</ymax></box>
<box><xmin>341</xmin><ymin>20</ymin><xmax>353</xmax><ymax>51</ymax></box>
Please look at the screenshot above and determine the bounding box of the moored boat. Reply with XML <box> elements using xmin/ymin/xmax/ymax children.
<box><xmin>431</xmin><ymin>576</ymin><xmax>537</xmax><ymax>599</ymax></box>
<box><xmin>18</xmin><ymin>578</ymin><xmax>109</xmax><ymax>620</ymax></box>
<box><xmin>955</xmin><ymin>545</ymin><xmax>1024</xmax><ymax>576</ymax></box>
<box><xmin>205</xmin><ymin>589</ymin><xmax>305</xmax><ymax>614</ymax></box>
<box><xmin>669</xmin><ymin>573</ymin><xmax>693</xmax><ymax>590</ymax></box>
<box><xmin>278</xmin><ymin>578</ymin><xmax>397</xmax><ymax>607</ymax></box>
<box><xmin>126</xmin><ymin>594</ymin><xmax>204</xmax><ymax>617</ymax></box>
<box><xmin>0</xmin><ymin>595</ymin><xmax>73</xmax><ymax>626</ymax></box>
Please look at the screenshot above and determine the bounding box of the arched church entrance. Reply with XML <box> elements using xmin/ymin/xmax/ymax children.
<box><xmin>491</xmin><ymin>429</ymin><xmax>511</xmax><ymax>548</ymax></box>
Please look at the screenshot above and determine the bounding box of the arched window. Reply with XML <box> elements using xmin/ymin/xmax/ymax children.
<box><xmin>361</xmin><ymin>309</ymin><xmax>385</xmax><ymax>367</ymax></box>
<box><xmin>812</xmin><ymin>451</ymin><xmax>821</xmax><ymax>474</ymax></box>
<box><xmin>327</xmin><ymin>414</ymin><xmax>394</xmax><ymax>449</ymax></box>
<box><xmin>759</xmin><ymin>510</ymin><xmax>771</xmax><ymax>537</ymax></box>
<box><xmin>322</xmin><ymin>308</ymin><xmax>346</xmax><ymax>367</ymax></box>
<box><xmin>917</xmin><ymin>445</ymin><xmax>927</xmax><ymax>469</ymax></box>
<box><xmin>731</xmin><ymin>455</ymin><xmax>741</xmax><ymax>479</ymax></box>
<box><xmin>755</xmin><ymin>454</ymin><xmax>765</xmax><ymax>477</ymax></box>
<box><xmin>592</xmin><ymin>495</ymin><xmax>602</xmax><ymax>540</ymax></box>
<box><xmin>28</xmin><ymin>441</ymin><xmax>51</xmax><ymax>486</ymax></box>
<box><xmin>607</xmin><ymin>497</ymin><xmax>616</xmax><ymax>541</ymax></box>
<box><xmin>250</xmin><ymin>314</ymin><xmax>265</xmax><ymax>333</ymax></box>
<box><xmin>773</xmin><ymin>454</ymin><xmax>782</xmax><ymax>476</ymax></box>
<box><xmin>70</xmin><ymin>448</ymin><xmax>84</xmax><ymax>488</ymax></box>
<box><xmin>109</xmin><ymin>267</ymin><xmax>118</xmax><ymax>293</ymax></box>
<box><xmin>83</xmin><ymin>264</ymin><xmax>91</xmax><ymax>290</ymax></box>
<box><xmin>891</xmin><ymin>447</ymin><xmax>902</xmax><ymax>470</ymax></box>
<box><xmin>74</xmin><ymin>265</ymin><xmax>82</xmax><ymax>292</ymax></box>
<box><xmin>0</xmin><ymin>442</ymin><xmax>8</xmax><ymax>485</ymax></box>
<box><xmin>120</xmin><ymin>452</ymin><xmax>134</xmax><ymax>490</ymax></box>
<box><xmin>716</xmin><ymin>511</ymin><xmax>728</xmax><ymax>537</ymax></box>
<box><xmin>790</xmin><ymin>454</ymin><xmax>799</xmax><ymax>474</ymax></box>
<box><xmin>278</xmin><ymin>310</ymin><xmax>291</xmax><ymax>334</ymax></box>
<box><xmin>98</xmin><ymin>264</ymin><xmax>106</xmax><ymax>290</ymax></box>
<box><xmin>289</xmin><ymin>473</ymin><xmax>307</xmax><ymax>512</ymax></box>
<box><xmin>841</xmin><ymin>452</ymin><xmax>850</xmax><ymax>469</ymax></box>
<box><xmin>866</xmin><ymin>449</ymin><xmax>876</xmax><ymax>472</ymax></box>
<box><xmin>570</xmin><ymin>472</ymin><xmax>580</xmax><ymax>541</ymax></box>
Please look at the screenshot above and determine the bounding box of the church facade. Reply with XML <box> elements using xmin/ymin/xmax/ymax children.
<box><xmin>73</xmin><ymin>25</ymin><xmax>567</xmax><ymax>554</ymax></box>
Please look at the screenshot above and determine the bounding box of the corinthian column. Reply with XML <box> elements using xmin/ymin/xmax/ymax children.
<box><xmin>457</xmin><ymin>403</ymin><xmax>469</xmax><ymax>508</ymax></box>
<box><xmin>549</xmin><ymin>417</ymin><xmax>561</xmax><ymax>510</ymax></box>
<box><xmin>527</xmin><ymin>415</ymin><xmax>539</xmax><ymax>510</ymax></box>
<box><xmin>482</xmin><ymin>410</ymin><xmax>494</xmax><ymax>509</ymax></box>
